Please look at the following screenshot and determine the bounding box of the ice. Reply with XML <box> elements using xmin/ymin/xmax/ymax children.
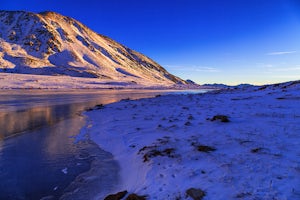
<box><xmin>62</xmin><ymin>168</ymin><xmax>68</xmax><ymax>174</ymax></box>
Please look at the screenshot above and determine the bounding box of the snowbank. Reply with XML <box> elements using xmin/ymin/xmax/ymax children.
<box><xmin>84</xmin><ymin>81</ymin><xmax>300</xmax><ymax>199</ymax></box>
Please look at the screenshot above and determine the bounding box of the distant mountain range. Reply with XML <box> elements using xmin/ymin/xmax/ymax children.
<box><xmin>202</xmin><ymin>83</ymin><xmax>255</xmax><ymax>89</ymax></box>
<box><xmin>0</xmin><ymin>11</ymin><xmax>188</xmax><ymax>86</ymax></box>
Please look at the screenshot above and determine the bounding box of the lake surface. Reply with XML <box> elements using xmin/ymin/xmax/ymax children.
<box><xmin>0</xmin><ymin>89</ymin><xmax>208</xmax><ymax>200</ymax></box>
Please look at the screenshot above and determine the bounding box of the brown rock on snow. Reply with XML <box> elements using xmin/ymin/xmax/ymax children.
<box><xmin>186</xmin><ymin>188</ymin><xmax>206</xmax><ymax>200</ymax></box>
<box><xmin>104</xmin><ymin>190</ymin><xmax>128</xmax><ymax>200</ymax></box>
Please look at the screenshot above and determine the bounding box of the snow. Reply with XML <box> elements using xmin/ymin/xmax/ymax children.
<box><xmin>0</xmin><ymin>11</ymin><xmax>187</xmax><ymax>85</ymax></box>
<box><xmin>0</xmin><ymin>73</ymin><xmax>203</xmax><ymax>90</ymax></box>
<box><xmin>83</xmin><ymin>81</ymin><xmax>300</xmax><ymax>199</ymax></box>
<box><xmin>62</xmin><ymin>168</ymin><xmax>68</xmax><ymax>174</ymax></box>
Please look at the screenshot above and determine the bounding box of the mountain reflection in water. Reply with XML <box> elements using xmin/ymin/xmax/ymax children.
<box><xmin>0</xmin><ymin>89</ymin><xmax>169</xmax><ymax>139</ymax></box>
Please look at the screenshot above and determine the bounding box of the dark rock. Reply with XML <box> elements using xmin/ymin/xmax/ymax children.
<box><xmin>251</xmin><ymin>147</ymin><xmax>263</xmax><ymax>153</ymax></box>
<box><xmin>94</xmin><ymin>104</ymin><xmax>104</xmax><ymax>110</ymax></box>
<box><xmin>104</xmin><ymin>190</ymin><xmax>128</xmax><ymax>200</ymax></box>
<box><xmin>185</xmin><ymin>121</ymin><xmax>192</xmax><ymax>126</ymax></box>
<box><xmin>163</xmin><ymin>148</ymin><xmax>174</xmax><ymax>155</ymax></box>
<box><xmin>188</xmin><ymin>115</ymin><xmax>194</xmax><ymax>120</ymax></box>
<box><xmin>86</xmin><ymin>104</ymin><xmax>104</xmax><ymax>112</ymax></box>
<box><xmin>186</xmin><ymin>188</ymin><xmax>206</xmax><ymax>200</ymax></box>
<box><xmin>210</xmin><ymin>115</ymin><xmax>230</xmax><ymax>122</ymax></box>
<box><xmin>142</xmin><ymin>148</ymin><xmax>175</xmax><ymax>162</ymax></box>
<box><xmin>126</xmin><ymin>194</ymin><xmax>146</xmax><ymax>200</ymax></box>
<box><xmin>186</xmin><ymin>79</ymin><xmax>196</xmax><ymax>84</ymax></box>
<box><xmin>197</xmin><ymin>145</ymin><xmax>216</xmax><ymax>153</ymax></box>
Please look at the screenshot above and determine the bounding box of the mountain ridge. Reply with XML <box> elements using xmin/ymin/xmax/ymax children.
<box><xmin>0</xmin><ymin>10</ymin><xmax>188</xmax><ymax>86</ymax></box>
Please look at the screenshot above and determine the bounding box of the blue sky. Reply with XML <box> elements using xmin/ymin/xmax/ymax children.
<box><xmin>1</xmin><ymin>0</ymin><xmax>300</xmax><ymax>85</ymax></box>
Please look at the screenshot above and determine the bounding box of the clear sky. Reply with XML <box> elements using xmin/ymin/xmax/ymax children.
<box><xmin>1</xmin><ymin>0</ymin><xmax>300</xmax><ymax>85</ymax></box>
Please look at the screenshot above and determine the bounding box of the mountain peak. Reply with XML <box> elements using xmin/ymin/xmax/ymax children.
<box><xmin>38</xmin><ymin>11</ymin><xmax>61</xmax><ymax>16</ymax></box>
<box><xmin>0</xmin><ymin>10</ymin><xmax>187</xmax><ymax>85</ymax></box>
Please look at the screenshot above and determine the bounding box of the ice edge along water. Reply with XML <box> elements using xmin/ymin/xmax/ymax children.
<box><xmin>82</xmin><ymin>81</ymin><xmax>300</xmax><ymax>200</ymax></box>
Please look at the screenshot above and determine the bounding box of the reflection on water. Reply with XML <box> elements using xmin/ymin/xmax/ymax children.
<box><xmin>0</xmin><ymin>104</ymin><xmax>76</xmax><ymax>139</ymax></box>
<box><xmin>0</xmin><ymin>89</ymin><xmax>172</xmax><ymax>139</ymax></box>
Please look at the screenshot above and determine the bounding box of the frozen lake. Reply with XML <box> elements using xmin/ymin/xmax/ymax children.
<box><xmin>0</xmin><ymin>89</ymin><xmax>208</xmax><ymax>199</ymax></box>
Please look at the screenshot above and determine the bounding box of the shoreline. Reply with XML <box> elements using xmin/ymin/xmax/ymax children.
<box><xmin>1</xmin><ymin>89</ymin><xmax>195</xmax><ymax>199</ymax></box>
<box><xmin>84</xmin><ymin>81</ymin><xmax>300</xmax><ymax>199</ymax></box>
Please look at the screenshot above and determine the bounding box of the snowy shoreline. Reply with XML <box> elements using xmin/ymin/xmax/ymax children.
<box><xmin>83</xmin><ymin>80</ymin><xmax>300</xmax><ymax>200</ymax></box>
<box><xmin>0</xmin><ymin>73</ymin><xmax>204</xmax><ymax>90</ymax></box>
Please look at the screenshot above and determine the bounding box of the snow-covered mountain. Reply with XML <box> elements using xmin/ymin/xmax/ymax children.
<box><xmin>0</xmin><ymin>11</ymin><xmax>187</xmax><ymax>86</ymax></box>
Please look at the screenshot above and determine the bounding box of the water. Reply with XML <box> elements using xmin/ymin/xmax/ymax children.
<box><xmin>0</xmin><ymin>116</ymin><xmax>92</xmax><ymax>200</ymax></box>
<box><xmin>0</xmin><ymin>90</ymin><xmax>172</xmax><ymax>138</ymax></box>
<box><xmin>0</xmin><ymin>89</ymin><xmax>208</xmax><ymax>200</ymax></box>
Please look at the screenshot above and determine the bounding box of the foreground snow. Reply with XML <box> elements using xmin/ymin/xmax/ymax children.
<box><xmin>84</xmin><ymin>81</ymin><xmax>300</xmax><ymax>199</ymax></box>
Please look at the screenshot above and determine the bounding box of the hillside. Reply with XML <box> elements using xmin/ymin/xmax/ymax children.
<box><xmin>0</xmin><ymin>11</ymin><xmax>187</xmax><ymax>87</ymax></box>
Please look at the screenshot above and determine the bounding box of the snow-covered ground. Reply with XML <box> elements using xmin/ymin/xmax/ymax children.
<box><xmin>83</xmin><ymin>80</ymin><xmax>300</xmax><ymax>199</ymax></box>
<box><xmin>0</xmin><ymin>73</ymin><xmax>200</xmax><ymax>90</ymax></box>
